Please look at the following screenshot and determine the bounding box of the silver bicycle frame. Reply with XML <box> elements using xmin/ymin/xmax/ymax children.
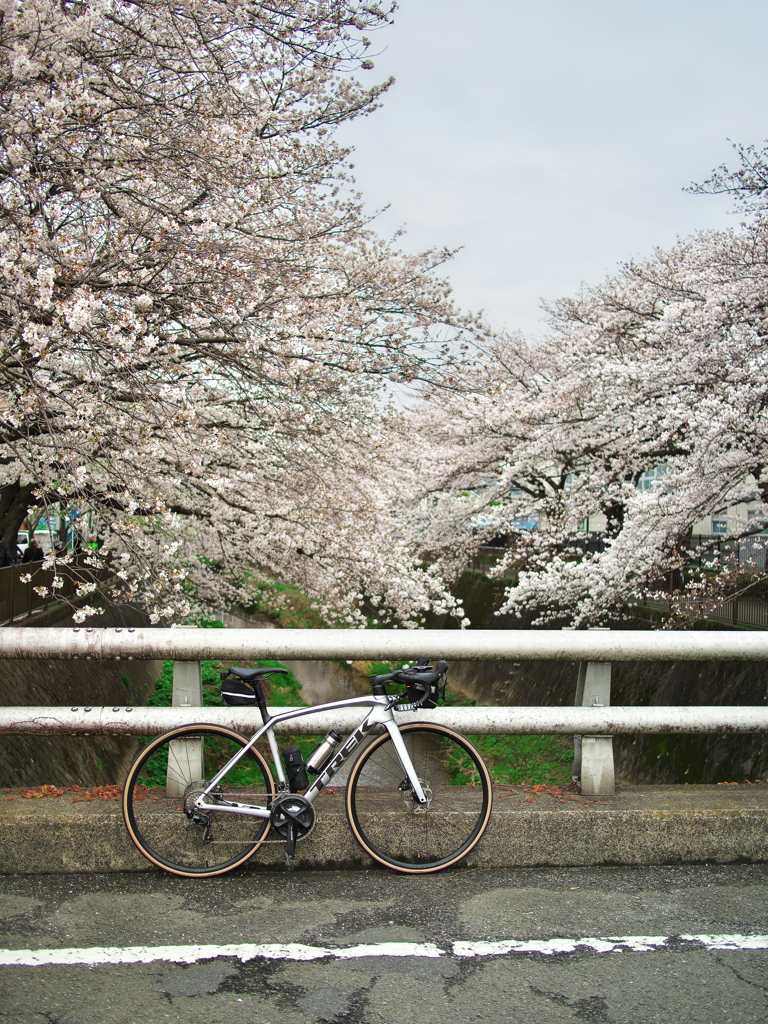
<box><xmin>192</xmin><ymin>693</ymin><xmax>428</xmax><ymax>818</ymax></box>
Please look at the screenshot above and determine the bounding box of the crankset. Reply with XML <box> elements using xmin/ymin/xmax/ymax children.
<box><xmin>270</xmin><ymin>793</ymin><xmax>316</xmax><ymax>868</ymax></box>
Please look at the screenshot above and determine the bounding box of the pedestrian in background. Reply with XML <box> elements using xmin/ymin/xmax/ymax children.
<box><xmin>22</xmin><ymin>539</ymin><xmax>44</xmax><ymax>564</ymax></box>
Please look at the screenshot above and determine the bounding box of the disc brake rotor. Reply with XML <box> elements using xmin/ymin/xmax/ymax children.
<box><xmin>404</xmin><ymin>779</ymin><xmax>433</xmax><ymax>813</ymax></box>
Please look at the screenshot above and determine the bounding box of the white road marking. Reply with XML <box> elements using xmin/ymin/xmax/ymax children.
<box><xmin>0</xmin><ymin>934</ymin><xmax>765</xmax><ymax>967</ymax></box>
<box><xmin>0</xmin><ymin>941</ymin><xmax>442</xmax><ymax>967</ymax></box>
<box><xmin>453</xmin><ymin>937</ymin><xmax>670</xmax><ymax>956</ymax></box>
<box><xmin>454</xmin><ymin>934</ymin><xmax>768</xmax><ymax>957</ymax></box>
<box><xmin>334</xmin><ymin>942</ymin><xmax>443</xmax><ymax>959</ymax></box>
<box><xmin>680</xmin><ymin>934</ymin><xmax>768</xmax><ymax>950</ymax></box>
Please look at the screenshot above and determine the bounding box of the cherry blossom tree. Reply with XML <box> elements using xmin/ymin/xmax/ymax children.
<box><xmin>406</xmin><ymin>148</ymin><xmax>768</xmax><ymax>626</ymax></box>
<box><xmin>0</xmin><ymin>0</ymin><xmax>478</xmax><ymax>623</ymax></box>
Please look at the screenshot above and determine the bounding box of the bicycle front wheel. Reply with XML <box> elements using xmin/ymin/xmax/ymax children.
<box><xmin>123</xmin><ymin>724</ymin><xmax>275</xmax><ymax>878</ymax></box>
<box><xmin>346</xmin><ymin>723</ymin><xmax>492</xmax><ymax>873</ymax></box>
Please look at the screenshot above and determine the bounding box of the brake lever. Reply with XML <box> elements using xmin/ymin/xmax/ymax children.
<box><xmin>411</xmin><ymin>683</ymin><xmax>432</xmax><ymax>710</ymax></box>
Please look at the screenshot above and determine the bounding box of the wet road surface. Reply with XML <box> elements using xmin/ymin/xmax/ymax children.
<box><xmin>0</xmin><ymin>864</ymin><xmax>767</xmax><ymax>1023</ymax></box>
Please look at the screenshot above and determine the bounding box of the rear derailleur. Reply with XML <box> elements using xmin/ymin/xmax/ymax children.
<box><xmin>183</xmin><ymin>783</ymin><xmax>214</xmax><ymax>844</ymax></box>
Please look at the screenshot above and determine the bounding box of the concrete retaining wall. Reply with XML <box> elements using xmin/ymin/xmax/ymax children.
<box><xmin>1</xmin><ymin>784</ymin><xmax>766</xmax><ymax>874</ymax></box>
<box><xmin>0</xmin><ymin>601</ymin><xmax>161</xmax><ymax>787</ymax></box>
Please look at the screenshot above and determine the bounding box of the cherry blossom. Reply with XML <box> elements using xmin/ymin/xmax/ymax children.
<box><xmin>406</xmin><ymin>146</ymin><xmax>768</xmax><ymax>626</ymax></box>
<box><xmin>0</xmin><ymin>0</ymin><xmax>481</xmax><ymax>624</ymax></box>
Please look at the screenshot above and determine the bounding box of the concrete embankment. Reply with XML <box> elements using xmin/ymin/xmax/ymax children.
<box><xmin>432</xmin><ymin>570</ymin><xmax>768</xmax><ymax>785</ymax></box>
<box><xmin>0</xmin><ymin>601</ymin><xmax>161</xmax><ymax>789</ymax></box>
<box><xmin>1</xmin><ymin>784</ymin><xmax>767</xmax><ymax>874</ymax></box>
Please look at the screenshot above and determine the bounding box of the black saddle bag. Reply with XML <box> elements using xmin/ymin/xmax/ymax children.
<box><xmin>220</xmin><ymin>678</ymin><xmax>257</xmax><ymax>706</ymax></box>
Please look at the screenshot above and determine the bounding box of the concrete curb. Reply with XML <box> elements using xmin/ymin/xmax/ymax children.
<box><xmin>2</xmin><ymin>785</ymin><xmax>767</xmax><ymax>874</ymax></box>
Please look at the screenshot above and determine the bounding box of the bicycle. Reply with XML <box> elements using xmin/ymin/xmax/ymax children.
<box><xmin>122</xmin><ymin>656</ymin><xmax>492</xmax><ymax>877</ymax></box>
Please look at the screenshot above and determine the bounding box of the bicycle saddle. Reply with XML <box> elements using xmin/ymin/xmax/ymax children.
<box><xmin>227</xmin><ymin>666</ymin><xmax>288</xmax><ymax>682</ymax></box>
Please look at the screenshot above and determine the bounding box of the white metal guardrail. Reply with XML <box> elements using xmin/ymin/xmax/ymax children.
<box><xmin>2</xmin><ymin>626</ymin><xmax>768</xmax><ymax>796</ymax></box>
<box><xmin>2</xmin><ymin>625</ymin><xmax>768</xmax><ymax>661</ymax></box>
<box><xmin>1</xmin><ymin>704</ymin><xmax>766</xmax><ymax>736</ymax></box>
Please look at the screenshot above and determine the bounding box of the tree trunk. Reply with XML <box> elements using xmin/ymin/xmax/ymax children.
<box><xmin>601</xmin><ymin>499</ymin><xmax>625</xmax><ymax>539</ymax></box>
<box><xmin>0</xmin><ymin>480</ymin><xmax>38</xmax><ymax>549</ymax></box>
<box><xmin>59</xmin><ymin>510</ymin><xmax>69</xmax><ymax>547</ymax></box>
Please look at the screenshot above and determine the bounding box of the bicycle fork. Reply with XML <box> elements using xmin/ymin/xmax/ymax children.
<box><xmin>382</xmin><ymin>719</ymin><xmax>429</xmax><ymax>806</ymax></box>
<box><xmin>301</xmin><ymin>702</ymin><xmax>429</xmax><ymax>808</ymax></box>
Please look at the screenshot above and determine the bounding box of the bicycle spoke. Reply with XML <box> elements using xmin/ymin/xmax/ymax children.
<box><xmin>346</xmin><ymin>724</ymin><xmax>492</xmax><ymax>873</ymax></box>
<box><xmin>123</xmin><ymin>726</ymin><xmax>275</xmax><ymax>877</ymax></box>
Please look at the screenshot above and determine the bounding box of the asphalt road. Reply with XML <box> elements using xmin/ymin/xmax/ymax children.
<box><xmin>0</xmin><ymin>864</ymin><xmax>767</xmax><ymax>1024</ymax></box>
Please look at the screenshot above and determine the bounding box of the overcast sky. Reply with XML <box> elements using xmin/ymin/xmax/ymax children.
<box><xmin>337</xmin><ymin>0</ymin><xmax>768</xmax><ymax>339</ymax></box>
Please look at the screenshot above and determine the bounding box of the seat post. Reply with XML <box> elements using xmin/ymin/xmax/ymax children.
<box><xmin>253</xmin><ymin>679</ymin><xmax>270</xmax><ymax>724</ymax></box>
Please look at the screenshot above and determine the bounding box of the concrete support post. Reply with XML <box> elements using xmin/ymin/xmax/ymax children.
<box><xmin>580</xmin><ymin>734</ymin><xmax>616</xmax><ymax>796</ymax></box>
<box><xmin>166</xmin><ymin>659</ymin><xmax>203</xmax><ymax>798</ymax></box>
<box><xmin>573</xmin><ymin>626</ymin><xmax>615</xmax><ymax>796</ymax></box>
<box><xmin>578</xmin><ymin>660</ymin><xmax>615</xmax><ymax>796</ymax></box>
<box><xmin>572</xmin><ymin>662</ymin><xmax>586</xmax><ymax>781</ymax></box>
<box><xmin>171</xmin><ymin>660</ymin><xmax>203</xmax><ymax>709</ymax></box>
<box><xmin>581</xmin><ymin>660</ymin><xmax>612</xmax><ymax>710</ymax></box>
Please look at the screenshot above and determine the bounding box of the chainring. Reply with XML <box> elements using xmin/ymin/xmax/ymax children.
<box><xmin>270</xmin><ymin>793</ymin><xmax>316</xmax><ymax>841</ymax></box>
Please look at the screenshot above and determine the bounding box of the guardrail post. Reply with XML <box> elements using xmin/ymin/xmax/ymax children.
<box><xmin>573</xmin><ymin>629</ymin><xmax>615</xmax><ymax>796</ymax></box>
<box><xmin>166</xmin><ymin>659</ymin><xmax>203</xmax><ymax>797</ymax></box>
<box><xmin>572</xmin><ymin>662</ymin><xmax>586</xmax><ymax>781</ymax></box>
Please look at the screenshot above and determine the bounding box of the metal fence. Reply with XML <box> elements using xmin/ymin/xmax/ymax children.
<box><xmin>643</xmin><ymin>576</ymin><xmax>768</xmax><ymax>629</ymax></box>
<box><xmin>470</xmin><ymin>535</ymin><xmax>768</xmax><ymax>628</ymax></box>
<box><xmin>685</xmin><ymin>533</ymin><xmax>768</xmax><ymax>571</ymax></box>
<box><xmin>2</xmin><ymin>627</ymin><xmax>768</xmax><ymax>795</ymax></box>
<box><xmin>1</xmin><ymin>625</ymin><xmax>767</xmax><ymax>661</ymax></box>
<box><xmin>699</xmin><ymin>584</ymin><xmax>768</xmax><ymax>629</ymax></box>
<box><xmin>0</xmin><ymin>557</ymin><xmax>113</xmax><ymax>626</ymax></box>
<box><xmin>570</xmin><ymin>533</ymin><xmax>768</xmax><ymax>569</ymax></box>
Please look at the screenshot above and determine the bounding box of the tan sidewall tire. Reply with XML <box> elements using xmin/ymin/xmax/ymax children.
<box><xmin>345</xmin><ymin>722</ymin><xmax>492</xmax><ymax>874</ymax></box>
<box><xmin>122</xmin><ymin>724</ymin><xmax>275</xmax><ymax>878</ymax></box>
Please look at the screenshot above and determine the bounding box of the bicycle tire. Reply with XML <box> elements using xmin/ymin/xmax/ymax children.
<box><xmin>123</xmin><ymin>724</ymin><xmax>275</xmax><ymax>878</ymax></box>
<box><xmin>345</xmin><ymin>723</ymin><xmax>492</xmax><ymax>873</ymax></box>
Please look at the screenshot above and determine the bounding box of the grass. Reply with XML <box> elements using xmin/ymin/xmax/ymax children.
<box><xmin>465</xmin><ymin>734</ymin><xmax>574</xmax><ymax>787</ymax></box>
<box><xmin>141</xmin><ymin>618</ymin><xmax>321</xmax><ymax>783</ymax></box>
<box><xmin>440</xmin><ymin>690</ymin><xmax>574</xmax><ymax>786</ymax></box>
<box><xmin>362</xmin><ymin>665</ymin><xmax>576</xmax><ymax>787</ymax></box>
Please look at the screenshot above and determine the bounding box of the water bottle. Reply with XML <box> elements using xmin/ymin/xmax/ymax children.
<box><xmin>305</xmin><ymin>730</ymin><xmax>343</xmax><ymax>775</ymax></box>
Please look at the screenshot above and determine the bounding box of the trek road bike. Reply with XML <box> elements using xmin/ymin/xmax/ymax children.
<box><xmin>122</xmin><ymin>657</ymin><xmax>493</xmax><ymax>876</ymax></box>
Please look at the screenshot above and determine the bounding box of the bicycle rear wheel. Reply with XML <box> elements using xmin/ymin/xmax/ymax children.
<box><xmin>123</xmin><ymin>724</ymin><xmax>275</xmax><ymax>878</ymax></box>
<box><xmin>345</xmin><ymin>723</ymin><xmax>492</xmax><ymax>873</ymax></box>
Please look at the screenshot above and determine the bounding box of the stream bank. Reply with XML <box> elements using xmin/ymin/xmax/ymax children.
<box><xmin>428</xmin><ymin>571</ymin><xmax>768</xmax><ymax>784</ymax></box>
<box><xmin>0</xmin><ymin>598</ymin><xmax>161</xmax><ymax>788</ymax></box>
